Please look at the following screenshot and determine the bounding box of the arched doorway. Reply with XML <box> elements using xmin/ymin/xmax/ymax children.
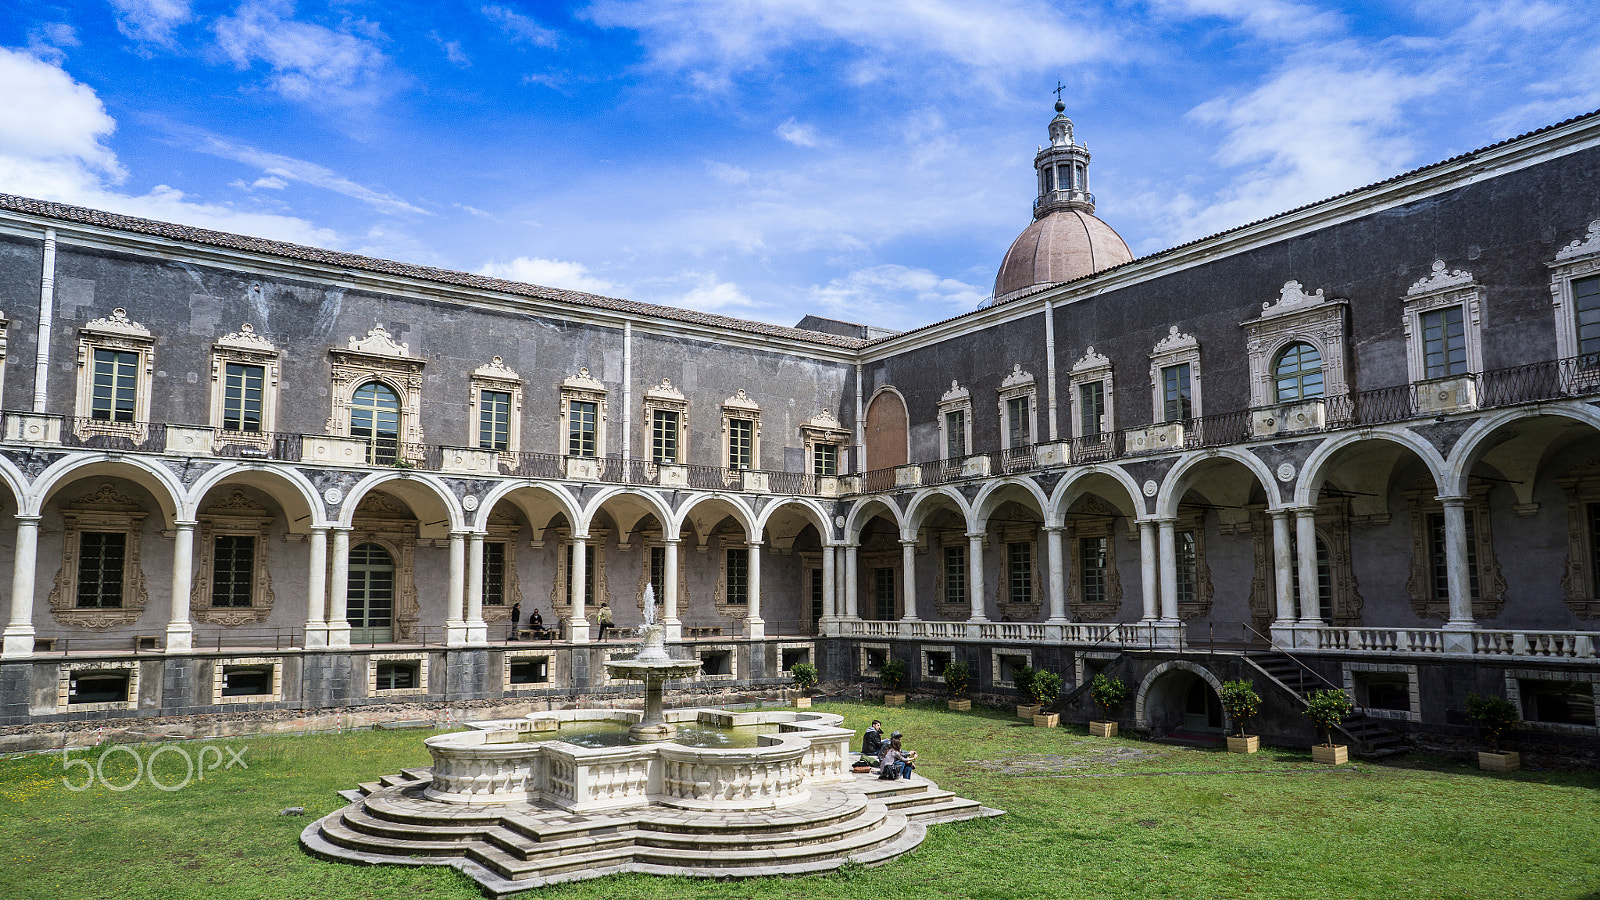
<box><xmin>865</xmin><ymin>389</ymin><xmax>908</xmax><ymax>470</ymax></box>
<box><xmin>348</xmin><ymin>542</ymin><xmax>396</xmax><ymax>643</ymax></box>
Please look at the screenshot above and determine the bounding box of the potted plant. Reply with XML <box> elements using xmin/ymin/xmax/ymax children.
<box><xmin>1088</xmin><ymin>673</ymin><xmax>1127</xmax><ymax>737</ymax></box>
<box><xmin>789</xmin><ymin>662</ymin><xmax>819</xmax><ymax>708</ymax></box>
<box><xmin>1304</xmin><ymin>688</ymin><xmax>1354</xmax><ymax>764</ymax></box>
<box><xmin>1466</xmin><ymin>692</ymin><xmax>1520</xmax><ymax>772</ymax></box>
<box><xmin>1012</xmin><ymin>664</ymin><xmax>1040</xmax><ymax>718</ymax></box>
<box><xmin>880</xmin><ymin>658</ymin><xmax>907</xmax><ymax>706</ymax></box>
<box><xmin>943</xmin><ymin>660</ymin><xmax>972</xmax><ymax>711</ymax></box>
<box><xmin>1030</xmin><ymin>670</ymin><xmax>1063</xmax><ymax>727</ymax></box>
<box><xmin>1219</xmin><ymin>679</ymin><xmax>1263</xmax><ymax>754</ymax></box>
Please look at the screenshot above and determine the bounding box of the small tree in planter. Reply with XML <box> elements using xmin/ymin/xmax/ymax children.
<box><xmin>1466</xmin><ymin>692</ymin><xmax>1521</xmax><ymax>772</ymax></box>
<box><xmin>789</xmin><ymin>662</ymin><xmax>819</xmax><ymax>708</ymax></box>
<box><xmin>1012</xmin><ymin>664</ymin><xmax>1039</xmax><ymax>718</ymax></box>
<box><xmin>1219</xmin><ymin>680</ymin><xmax>1263</xmax><ymax>754</ymax></box>
<box><xmin>1030</xmin><ymin>670</ymin><xmax>1063</xmax><ymax>727</ymax></box>
<box><xmin>943</xmin><ymin>660</ymin><xmax>972</xmax><ymax>711</ymax></box>
<box><xmin>880</xmin><ymin>658</ymin><xmax>907</xmax><ymax>706</ymax></box>
<box><xmin>1088</xmin><ymin>674</ymin><xmax>1127</xmax><ymax>737</ymax></box>
<box><xmin>1304</xmin><ymin>688</ymin><xmax>1354</xmax><ymax>764</ymax></box>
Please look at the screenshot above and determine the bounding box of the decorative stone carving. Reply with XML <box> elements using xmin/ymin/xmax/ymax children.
<box><xmin>560</xmin><ymin>368</ymin><xmax>609</xmax><ymax>458</ymax></box>
<box><xmin>469</xmin><ymin>356</ymin><xmax>523</xmax><ymax>456</ymax></box>
<box><xmin>192</xmin><ymin>488</ymin><xmax>277</xmax><ymax>626</ymax></box>
<box><xmin>1549</xmin><ymin>221</ymin><xmax>1600</xmax><ymax>361</ymax></box>
<box><xmin>1556</xmin><ymin>461</ymin><xmax>1600</xmax><ymax>618</ymax></box>
<box><xmin>210</xmin><ymin>324</ymin><xmax>281</xmax><ymax>446</ymax></box>
<box><xmin>1402</xmin><ymin>262</ymin><xmax>1483</xmax><ymax>384</ymax></box>
<box><xmin>350</xmin><ymin>493</ymin><xmax>421</xmax><ymax>641</ymax></box>
<box><xmin>1246</xmin><ymin>501</ymin><xmax>1363</xmax><ymax>630</ymax></box>
<box><xmin>1149</xmin><ymin>326</ymin><xmax>1202</xmax><ymax>421</ymax></box>
<box><xmin>1408</xmin><ymin>259</ymin><xmax>1475</xmax><ymax>295</ymax></box>
<box><xmin>937</xmin><ymin>381</ymin><xmax>973</xmax><ymax>458</ymax></box>
<box><xmin>642</xmin><ymin>378</ymin><xmax>688</xmax><ymax>464</ymax></box>
<box><xmin>1065</xmin><ymin>496</ymin><xmax>1121</xmax><ymax>621</ymax></box>
<box><xmin>327</xmin><ymin>324</ymin><xmax>426</xmax><ymax>460</ymax></box>
<box><xmin>998</xmin><ymin>365</ymin><xmax>1038</xmax><ymax>449</ymax></box>
<box><xmin>74</xmin><ymin>308</ymin><xmax>156</xmax><ymax>440</ymax></box>
<box><xmin>1069</xmin><ymin>346</ymin><xmax>1115</xmax><ymax>441</ymax></box>
<box><xmin>1241</xmin><ymin>281</ymin><xmax>1349</xmax><ymax>409</ymax></box>
<box><xmin>800</xmin><ymin>411</ymin><xmax>850</xmax><ymax>475</ymax></box>
<box><xmin>479</xmin><ymin>512</ymin><xmax>524</xmax><ymax>621</ymax></box>
<box><xmin>1403</xmin><ymin>481</ymin><xmax>1505</xmax><ymax>620</ymax></box>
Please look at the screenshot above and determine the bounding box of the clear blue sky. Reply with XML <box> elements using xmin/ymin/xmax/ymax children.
<box><xmin>2</xmin><ymin>1</ymin><xmax>1596</xmax><ymax>332</ymax></box>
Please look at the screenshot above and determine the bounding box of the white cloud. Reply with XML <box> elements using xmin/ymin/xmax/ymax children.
<box><xmin>482</xmin><ymin>5</ymin><xmax>560</xmax><ymax>47</ymax></box>
<box><xmin>26</xmin><ymin>23</ymin><xmax>80</xmax><ymax>63</ymax></box>
<box><xmin>478</xmin><ymin>256</ymin><xmax>615</xmax><ymax>294</ymax></box>
<box><xmin>109</xmin><ymin>0</ymin><xmax>192</xmax><ymax>46</ymax></box>
<box><xmin>704</xmin><ymin>160</ymin><xmax>750</xmax><ymax>185</ymax></box>
<box><xmin>808</xmin><ymin>264</ymin><xmax>987</xmax><ymax>326</ymax></box>
<box><xmin>1147</xmin><ymin>0</ymin><xmax>1342</xmax><ymax>41</ymax></box>
<box><xmin>251</xmin><ymin>175</ymin><xmax>288</xmax><ymax>189</ymax></box>
<box><xmin>0</xmin><ymin>49</ymin><xmax>334</xmax><ymax>247</ymax></box>
<box><xmin>775</xmin><ymin>118</ymin><xmax>822</xmax><ymax>148</ymax></box>
<box><xmin>431</xmin><ymin>31</ymin><xmax>471</xmax><ymax>67</ymax></box>
<box><xmin>584</xmin><ymin>0</ymin><xmax>1114</xmax><ymax>92</ymax></box>
<box><xmin>212</xmin><ymin>0</ymin><xmax>394</xmax><ymax>108</ymax></box>
<box><xmin>669</xmin><ymin>272</ymin><xmax>756</xmax><ymax>312</ymax></box>
<box><xmin>185</xmin><ymin>131</ymin><xmax>426</xmax><ymax>214</ymax></box>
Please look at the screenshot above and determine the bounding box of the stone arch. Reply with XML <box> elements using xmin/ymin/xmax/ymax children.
<box><xmin>1297</xmin><ymin>427</ymin><xmax>1448</xmax><ymax>507</ymax></box>
<box><xmin>843</xmin><ymin>495</ymin><xmax>905</xmax><ymax>543</ymax></box>
<box><xmin>0</xmin><ymin>455</ymin><xmax>26</xmax><ymax>511</ymax></box>
<box><xmin>902</xmin><ymin>486</ymin><xmax>972</xmax><ymax>538</ymax></box>
<box><xmin>186</xmin><ymin>462</ymin><xmax>323</xmax><ymax>532</ymax></box>
<box><xmin>1134</xmin><ymin>659</ymin><xmax>1230</xmax><ymax>733</ymax></box>
<box><xmin>864</xmin><ymin>385</ymin><xmax>910</xmax><ymax>470</ymax></box>
<box><xmin>29</xmin><ymin>453</ymin><xmax>186</xmax><ymax>526</ymax></box>
<box><xmin>340</xmin><ymin>472</ymin><xmax>462</xmax><ymax>538</ymax></box>
<box><xmin>754</xmin><ymin>496</ymin><xmax>832</xmax><ymax>538</ymax></box>
<box><xmin>1156</xmin><ymin>447</ymin><xmax>1280</xmax><ymax>518</ymax></box>
<box><xmin>1048</xmin><ymin>465</ymin><xmax>1144</xmax><ymax>527</ymax></box>
<box><xmin>672</xmin><ymin>493</ymin><xmax>757</xmax><ymax>540</ymax></box>
<box><xmin>582</xmin><ymin>487</ymin><xmax>675</xmax><ymax>539</ymax></box>
<box><xmin>1444</xmin><ymin>402</ymin><xmax>1600</xmax><ymax>498</ymax></box>
<box><xmin>477</xmin><ymin>480</ymin><xmax>582</xmax><ymax>535</ymax></box>
<box><xmin>972</xmin><ymin>477</ymin><xmax>1049</xmax><ymax>531</ymax></box>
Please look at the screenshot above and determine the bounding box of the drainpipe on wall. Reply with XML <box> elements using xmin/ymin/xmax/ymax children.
<box><xmin>854</xmin><ymin>364</ymin><xmax>865</xmax><ymax>472</ymax></box>
<box><xmin>622</xmin><ymin>321</ymin><xmax>632</xmax><ymax>462</ymax></box>
<box><xmin>1044</xmin><ymin>298</ymin><xmax>1058</xmax><ymax>442</ymax></box>
<box><xmin>33</xmin><ymin>228</ymin><xmax>55</xmax><ymax>413</ymax></box>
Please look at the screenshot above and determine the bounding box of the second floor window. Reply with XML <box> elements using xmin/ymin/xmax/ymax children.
<box><xmin>1080</xmin><ymin>535</ymin><xmax>1108</xmax><ymax>605</ymax></box>
<box><xmin>1162</xmin><ymin>363</ymin><xmax>1192</xmax><ymax>422</ymax></box>
<box><xmin>91</xmin><ymin>349</ymin><xmax>139</xmax><ymax>423</ymax></box>
<box><xmin>568</xmin><ymin>400</ymin><xmax>598</xmax><ymax>457</ymax></box>
<box><xmin>945</xmin><ymin>410</ymin><xmax>966</xmax><ymax>458</ymax></box>
<box><xmin>813</xmin><ymin>442</ymin><xmax>839</xmax><ymax>476</ymax></box>
<box><xmin>725</xmin><ymin>547</ymin><xmax>749</xmax><ymax>604</ymax></box>
<box><xmin>222</xmin><ymin>363</ymin><xmax>264</xmax><ymax>432</ymax></box>
<box><xmin>728</xmin><ymin>418</ymin><xmax>754</xmax><ymax>470</ymax></box>
<box><xmin>1079</xmin><ymin>381</ymin><xmax>1105</xmax><ymax>437</ymax></box>
<box><xmin>1007</xmin><ymin>396</ymin><xmax>1031</xmax><ymax>447</ymax></box>
<box><xmin>210</xmin><ymin>535</ymin><xmax>256</xmax><ymax>607</ymax></box>
<box><xmin>650</xmin><ymin>545</ymin><xmax>667</xmax><ymax>601</ymax></box>
<box><xmin>1427</xmin><ymin>511</ymin><xmax>1481</xmax><ymax>601</ymax></box>
<box><xmin>482</xmin><ymin>541</ymin><xmax>506</xmax><ymax>605</ymax></box>
<box><xmin>350</xmin><ymin>381</ymin><xmax>401</xmax><ymax>465</ymax></box>
<box><xmin>1420</xmin><ymin>306</ymin><xmax>1468</xmax><ymax>378</ymax></box>
<box><xmin>651</xmin><ymin>409</ymin><xmax>679</xmax><ymax>463</ymax></box>
<box><xmin>1273</xmin><ymin>342</ymin><xmax>1324</xmax><ymax>402</ymax></box>
<box><xmin>478</xmin><ymin>390</ymin><xmax>511</xmax><ymax>451</ymax></box>
<box><xmin>1175</xmin><ymin>529</ymin><xmax>1198</xmax><ymax>604</ymax></box>
<box><xmin>1007</xmin><ymin>541</ymin><xmax>1032</xmax><ymax>604</ymax></box>
<box><xmin>1575</xmin><ymin>274</ymin><xmax>1600</xmax><ymax>357</ymax></box>
<box><xmin>943</xmin><ymin>545</ymin><xmax>966</xmax><ymax>606</ymax></box>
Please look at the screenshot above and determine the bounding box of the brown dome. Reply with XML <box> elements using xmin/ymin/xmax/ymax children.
<box><xmin>993</xmin><ymin>208</ymin><xmax>1133</xmax><ymax>301</ymax></box>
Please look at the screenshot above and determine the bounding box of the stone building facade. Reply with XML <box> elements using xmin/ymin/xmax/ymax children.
<box><xmin>1</xmin><ymin>105</ymin><xmax>1598</xmax><ymax>759</ymax></box>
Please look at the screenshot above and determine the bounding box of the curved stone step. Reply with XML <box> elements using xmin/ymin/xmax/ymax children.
<box><xmin>632</xmin><ymin>803</ymin><xmax>888</xmax><ymax>851</ymax></box>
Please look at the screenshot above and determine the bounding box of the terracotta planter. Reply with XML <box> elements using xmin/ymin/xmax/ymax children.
<box><xmin>1478</xmin><ymin>751</ymin><xmax>1520</xmax><ymax>772</ymax></box>
<box><xmin>1227</xmin><ymin>735</ymin><xmax>1260</xmax><ymax>754</ymax></box>
<box><xmin>1017</xmin><ymin>704</ymin><xmax>1041</xmax><ymax>719</ymax></box>
<box><xmin>1033</xmin><ymin>713</ymin><xmax>1060</xmax><ymax>728</ymax></box>
<box><xmin>793</xmin><ymin>697</ymin><xmax>812</xmax><ymax>708</ymax></box>
<box><xmin>884</xmin><ymin>694</ymin><xmax>906</xmax><ymax>707</ymax></box>
<box><xmin>1089</xmin><ymin>720</ymin><xmax>1118</xmax><ymax>738</ymax></box>
<box><xmin>948</xmin><ymin>699</ymin><xmax>972</xmax><ymax>711</ymax></box>
<box><xmin>1312</xmin><ymin>744</ymin><xmax>1348</xmax><ymax>765</ymax></box>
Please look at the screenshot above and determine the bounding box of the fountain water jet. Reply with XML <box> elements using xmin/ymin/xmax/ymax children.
<box><xmin>604</xmin><ymin>586</ymin><xmax>702</xmax><ymax>742</ymax></box>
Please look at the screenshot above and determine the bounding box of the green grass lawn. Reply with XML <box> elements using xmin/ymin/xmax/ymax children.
<box><xmin>2</xmin><ymin>701</ymin><xmax>1597</xmax><ymax>900</ymax></box>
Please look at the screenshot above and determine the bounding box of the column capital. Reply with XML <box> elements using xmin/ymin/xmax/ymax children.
<box><xmin>662</xmin><ymin>535</ymin><xmax>681</xmax><ymax>545</ymax></box>
<box><xmin>1267</xmin><ymin>507</ymin><xmax>1293</xmax><ymax>521</ymax></box>
<box><xmin>1437</xmin><ymin>495</ymin><xmax>1469</xmax><ymax>508</ymax></box>
<box><xmin>11</xmin><ymin>515</ymin><xmax>41</xmax><ymax>526</ymax></box>
<box><xmin>900</xmin><ymin>538</ymin><xmax>919</xmax><ymax>547</ymax></box>
<box><xmin>965</xmin><ymin>531</ymin><xmax>986</xmax><ymax>540</ymax></box>
<box><xmin>1042</xmin><ymin>524</ymin><xmax>1065</xmax><ymax>534</ymax></box>
<box><xmin>173</xmin><ymin>520</ymin><xmax>197</xmax><ymax>530</ymax></box>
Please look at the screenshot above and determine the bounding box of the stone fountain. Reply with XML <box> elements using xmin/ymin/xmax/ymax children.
<box><xmin>604</xmin><ymin>587</ymin><xmax>703</xmax><ymax>742</ymax></box>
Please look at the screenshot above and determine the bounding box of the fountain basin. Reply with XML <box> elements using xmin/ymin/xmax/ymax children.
<box><xmin>423</xmin><ymin>708</ymin><xmax>853</xmax><ymax>812</ymax></box>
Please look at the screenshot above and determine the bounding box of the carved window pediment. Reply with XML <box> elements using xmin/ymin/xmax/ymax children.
<box><xmin>560</xmin><ymin>368</ymin><xmax>608</xmax><ymax>458</ymax></box>
<box><xmin>192</xmin><ymin>489</ymin><xmax>277</xmax><ymax>626</ymax></box>
<box><xmin>470</xmin><ymin>356</ymin><xmax>524</xmax><ymax>456</ymax></box>
<box><xmin>1402</xmin><ymin>260</ymin><xmax>1484</xmax><ymax>382</ymax></box>
<box><xmin>1242</xmin><ymin>281</ymin><xmax>1349</xmax><ymax>408</ymax></box>
<box><xmin>1549</xmin><ymin>220</ymin><xmax>1600</xmax><ymax>361</ymax></box>
<box><xmin>74</xmin><ymin>308</ymin><xmax>156</xmax><ymax>440</ymax></box>
<box><xmin>327</xmin><ymin>325</ymin><xmax>425</xmax><ymax>460</ymax></box>
<box><xmin>1069</xmin><ymin>347</ymin><xmax>1115</xmax><ymax>441</ymax></box>
<box><xmin>1403</xmin><ymin>481</ymin><xmax>1504</xmax><ymax>620</ymax></box>
<box><xmin>1066</xmin><ymin>496</ymin><xmax>1122</xmax><ymax>620</ymax></box>
<box><xmin>937</xmin><ymin>381</ymin><xmax>973</xmax><ymax>459</ymax></box>
<box><xmin>210</xmin><ymin>324</ymin><xmax>281</xmax><ymax>447</ymax></box>
<box><xmin>48</xmin><ymin>482</ymin><xmax>150</xmax><ymax>629</ymax></box>
<box><xmin>643</xmin><ymin>378</ymin><xmax>688</xmax><ymax>464</ymax></box>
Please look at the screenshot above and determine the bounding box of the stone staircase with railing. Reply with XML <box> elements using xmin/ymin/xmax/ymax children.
<box><xmin>1245</xmin><ymin>653</ymin><xmax>1409</xmax><ymax>759</ymax></box>
<box><xmin>301</xmin><ymin>767</ymin><xmax>1001</xmax><ymax>896</ymax></box>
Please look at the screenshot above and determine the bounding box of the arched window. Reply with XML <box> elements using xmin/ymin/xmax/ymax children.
<box><xmin>350</xmin><ymin>381</ymin><xmax>401</xmax><ymax>464</ymax></box>
<box><xmin>1273</xmin><ymin>342</ymin><xmax>1324</xmax><ymax>402</ymax></box>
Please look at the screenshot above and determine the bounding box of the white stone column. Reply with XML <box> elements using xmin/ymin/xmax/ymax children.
<box><xmin>1295</xmin><ymin>508</ymin><xmax>1320</xmax><ymax>623</ymax></box>
<box><xmin>327</xmin><ymin>528</ymin><xmax>351</xmax><ymax>649</ymax></box>
<box><xmin>1044</xmin><ymin>525</ymin><xmax>1068</xmax><ymax>623</ymax></box>
<box><xmin>465</xmin><ymin>532</ymin><xmax>487</xmax><ymax>646</ymax></box>
<box><xmin>568</xmin><ymin>536</ymin><xmax>591</xmax><ymax>643</ymax></box>
<box><xmin>166</xmin><ymin>522</ymin><xmax>195</xmax><ymax>654</ymax></box>
<box><xmin>2</xmin><ymin>516</ymin><xmax>40</xmax><ymax>659</ymax></box>
<box><xmin>744</xmin><ymin>540</ymin><xmax>765</xmax><ymax>639</ymax></box>
<box><xmin>1139</xmin><ymin>520</ymin><xmax>1159</xmax><ymax>622</ymax></box>
<box><xmin>966</xmin><ymin>533</ymin><xmax>989</xmax><ymax>623</ymax></box>
<box><xmin>446</xmin><ymin>532</ymin><xmax>467</xmax><ymax>647</ymax></box>
<box><xmin>1267</xmin><ymin>509</ymin><xmax>1292</xmax><ymax>634</ymax></box>
<box><xmin>303</xmin><ymin>527</ymin><xmax>328</xmax><ymax>650</ymax></box>
<box><xmin>1442</xmin><ymin>497</ymin><xmax>1476</xmax><ymax>641</ymax></box>
<box><xmin>1158</xmin><ymin>518</ymin><xmax>1179</xmax><ymax>622</ymax></box>
<box><xmin>900</xmin><ymin>539</ymin><xmax>920</xmax><ymax>622</ymax></box>
<box><xmin>662</xmin><ymin>536</ymin><xmax>682</xmax><ymax>642</ymax></box>
<box><xmin>844</xmin><ymin>543</ymin><xmax>860</xmax><ymax>620</ymax></box>
<box><xmin>820</xmin><ymin>543</ymin><xmax>837</xmax><ymax>633</ymax></box>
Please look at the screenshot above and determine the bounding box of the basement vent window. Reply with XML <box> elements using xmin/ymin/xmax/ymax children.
<box><xmin>376</xmin><ymin>662</ymin><xmax>419</xmax><ymax>692</ymax></box>
<box><xmin>998</xmin><ymin>654</ymin><xmax>1029</xmax><ymax>686</ymax></box>
<box><xmin>700</xmin><ymin>650</ymin><xmax>731</xmax><ymax>677</ymax></box>
<box><xmin>509</xmin><ymin>659</ymin><xmax>550</xmax><ymax>685</ymax></box>
<box><xmin>221</xmin><ymin>665</ymin><xmax>273</xmax><ymax>697</ymax></box>
<box><xmin>1354</xmin><ymin>673</ymin><xmax>1411</xmax><ymax>712</ymax></box>
<box><xmin>69</xmin><ymin>670</ymin><xmax>130</xmax><ymax>705</ymax></box>
<box><xmin>925</xmin><ymin>651</ymin><xmax>952</xmax><ymax>678</ymax></box>
<box><xmin>781</xmin><ymin>648</ymin><xmax>811</xmax><ymax>671</ymax></box>
<box><xmin>1519</xmin><ymin>679</ymin><xmax>1597</xmax><ymax>726</ymax></box>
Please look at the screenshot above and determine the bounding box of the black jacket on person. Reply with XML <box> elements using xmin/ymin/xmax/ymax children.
<box><xmin>861</xmin><ymin>728</ymin><xmax>884</xmax><ymax>757</ymax></box>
